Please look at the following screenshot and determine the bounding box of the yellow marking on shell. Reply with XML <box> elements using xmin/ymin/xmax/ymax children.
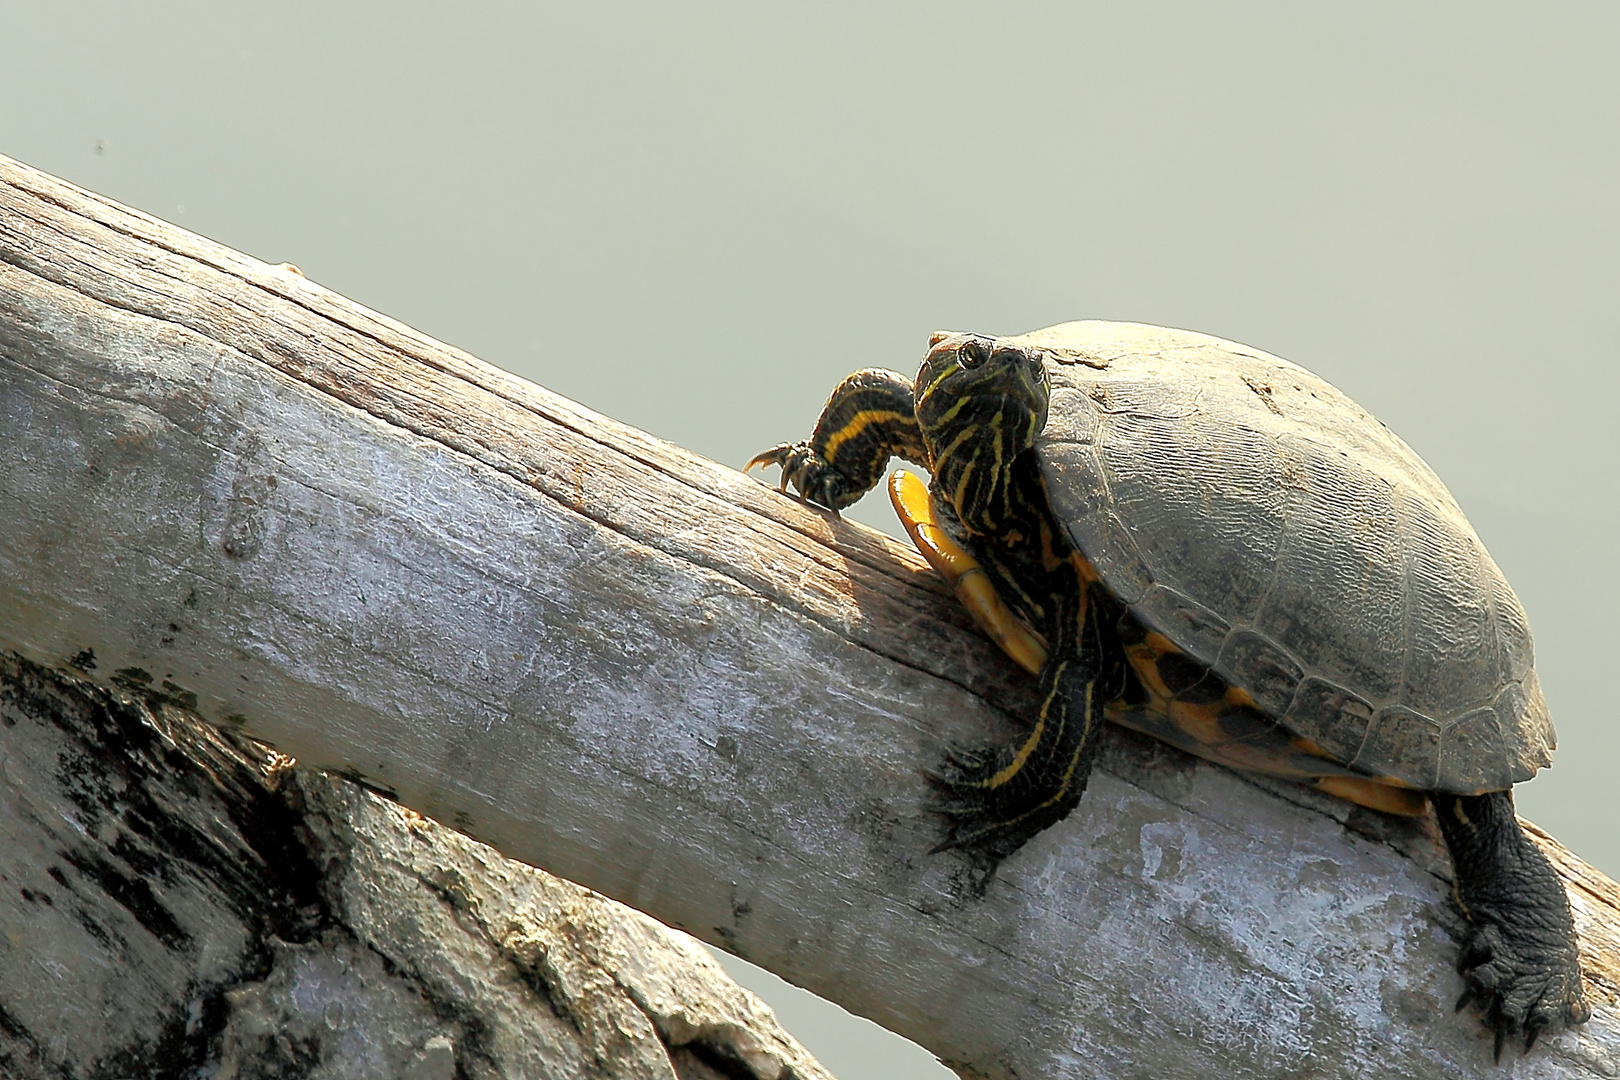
<box><xmin>1126</xmin><ymin>633</ymin><xmax>1312</xmax><ymax>760</ymax></box>
<box><xmin>1314</xmin><ymin>777</ymin><xmax>1427</xmax><ymax>816</ymax></box>
<box><xmin>1038</xmin><ymin>519</ymin><xmax>1065</xmax><ymax>573</ymax></box>
<box><xmin>1123</xmin><ymin>641</ymin><xmax>1174</xmax><ymax>700</ymax></box>
<box><xmin>822</xmin><ymin>409</ymin><xmax>913</xmax><ymax>463</ymax></box>
<box><xmin>1124</xmin><ymin>641</ymin><xmax>1229</xmax><ymax>751</ymax></box>
<box><xmin>1107</xmin><ymin>701</ymin><xmax>1428</xmax><ymax>816</ymax></box>
<box><xmin>1118</xmin><ymin>634</ymin><xmax>1425</xmax><ymax>812</ymax></box>
<box><xmin>1142</xmin><ymin>630</ymin><xmax>1178</xmax><ymax>655</ymax></box>
<box><xmin>888</xmin><ymin>471</ymin><xmax>1048</xmax><ymax>675</ymax></box>
<box><xmin>1284</xmin><ymin>735</ymin><xmax>1419</xmax><ymax>785</ymax></box>
<box><xmin>1131</xmin><ymin>637</ymin><xmax>1283</xmax><ymax>753</ymax></box>
<box><xmin>1225</xmin><ymin>685</ymin><xmax>1259</xmax><ymax>709</ymax></box>
<box><xmin>1069</xmin><ymin>550</ymin><xmax>1102</xmax><ymax>584</ymax></box>
<box><xmin>1290</xmin><ymin>733</ymin><xmax>1337</xmax><ymax>759</ymax></box>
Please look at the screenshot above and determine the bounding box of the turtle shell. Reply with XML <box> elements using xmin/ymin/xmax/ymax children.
<box><xmin>1022</xmin><ymin>321</ymin><xmax>1553</xmax><ymax>793</ymax></box>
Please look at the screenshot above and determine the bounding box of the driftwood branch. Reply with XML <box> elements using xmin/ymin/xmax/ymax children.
<box><xmin>1</xmin><ymin>154</ymin><xmax>1616</xmax><ymax>1078</ymax></box>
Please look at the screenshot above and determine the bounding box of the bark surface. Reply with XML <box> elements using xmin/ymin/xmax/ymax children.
<box><xmin>1</xmin><ymin>154</ymin><xmax>1617</xmax><ymax>1078</ymax></box>
<box><xmin>0</xmin><ymin>653</ymin><xmax>835</xmax><ymax>1078</ymax></box>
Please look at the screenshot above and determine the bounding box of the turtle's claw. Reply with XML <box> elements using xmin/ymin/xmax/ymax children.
<box><xmin>1453</xmin><ymin>916</ymin><xmax>1588</xmax><ymax>1061</ymax></box>
<box><xmin>745</xmin><ymin>441</ymin><xmax>859</xmax><ymax>513</ymax></box>
<box><xmin>746</xmin><ymin>443</ymin><xmax>807</xmax><ymax>500</ymax></box>
<box><xmin>744</xmin><ymin>444</ymin><xmax>793</xmax><ymax>486</ymax></box>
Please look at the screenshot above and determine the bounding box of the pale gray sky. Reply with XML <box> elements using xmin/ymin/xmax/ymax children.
<box><xmin>5</xmin><ymin>4</ymin><xmax>1616</xmax><ymax>1076</ymax></box>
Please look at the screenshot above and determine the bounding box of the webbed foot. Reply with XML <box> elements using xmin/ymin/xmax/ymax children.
<box><xmin>1452</xmin><ymin>906</ymin><xmax>1590</xmax><ymax>1059</ymax></box>
<box><xmin>926</xmin><ymin>735</ymin><xmax>1087</xmax><ymax>865</ymax></box>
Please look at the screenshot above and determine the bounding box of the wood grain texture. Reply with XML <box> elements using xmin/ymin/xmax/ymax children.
<box><xmin>1</xmin><ymin>153</ymin><xmax>1617</xmax><ymax>1079</ymax></box>
<box><xmin>0</xmin><ymin>653</ymin><xmax>832</xmax><ymax>1078</ymax></box>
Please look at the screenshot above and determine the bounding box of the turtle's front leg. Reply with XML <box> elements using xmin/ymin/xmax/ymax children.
<box><xmin>747</xmin><ymin>368</ymin><xmax>926</xmax><ymax>512</ymax></box>
<box><xmin>1433</xmin><ymin>790</ymin><xmax>1589</xmax><ymax>1058</ymax></box>
<box><xmin>930</xmin><ymin>582</ymin><xmax>1126</xmax><ymax>865</ymax></box>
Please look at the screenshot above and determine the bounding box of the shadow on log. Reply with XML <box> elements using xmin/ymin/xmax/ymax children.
<box><xmin>1</xmin><ymin>153</ymin><xmax>1618</xmax><ymax>1077</ymax></box>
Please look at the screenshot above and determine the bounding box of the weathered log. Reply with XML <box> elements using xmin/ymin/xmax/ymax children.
<box><xmin>0</xmin><ymin>652</ymin><xmax>835</xmax><ymax>1078</ymax></box>
<box><xmin>1</xmin><ymin>153</ymin><xmax>1616</xmax><ymax>1078</ymax></box>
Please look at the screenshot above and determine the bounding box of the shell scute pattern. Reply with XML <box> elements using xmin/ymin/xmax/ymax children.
<box><xmin>1441</xmin><ymin>706</ymin><xmax>1511</xmax><ymax>794</ymax></box>
<box><xmin>1106</xmin><ymin>614</ymin><xmax>1385</xmax><ymax>789</ymax></box>
<box><xmin>1286</xmin><ymin>677</ymin><xmax>1376</xmax><ymax>763</ymax></box>
<box><xmin>1026</xmin><ymin>321</ymin><xmax>1553</xmax><ymax>793</ymax></box>
<box><xmin>1262</xmin><ymin>438</ymin><xmax>1406</xmax><ymax>702</ymax></box>
<box><xmin>1137</xmin><ymin>585</ymin><xmax>1230</xmax><ymax>661</ymax></box>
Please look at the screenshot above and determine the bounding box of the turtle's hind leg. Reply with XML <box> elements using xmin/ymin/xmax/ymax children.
<box><xmin>1433</xmin><ymin>790</ymin><xmax>1590</xmax><ymax>1058</ymax></box>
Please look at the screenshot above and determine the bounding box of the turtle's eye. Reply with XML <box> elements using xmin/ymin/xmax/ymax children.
<box><xmin>959</xmin><ymin>340</ymin><xmax>989</xmax><ymax>369</ymax></box>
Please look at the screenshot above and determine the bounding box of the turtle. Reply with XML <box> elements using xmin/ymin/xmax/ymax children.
<box><xmin>748</xmin><ymin>320</ymin><xmax>1589</xmax><ymax>1056</ymax></box>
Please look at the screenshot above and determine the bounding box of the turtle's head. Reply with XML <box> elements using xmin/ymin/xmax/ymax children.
<box><xmin>914</xmin><ymin>332</ymin><xmax>1050</xmax><ymax>532</ymax></box>
<box><xmin>915</xmin><ymin>332</ymin><xmax>1050</xmax><ymax>457</ymax></box>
